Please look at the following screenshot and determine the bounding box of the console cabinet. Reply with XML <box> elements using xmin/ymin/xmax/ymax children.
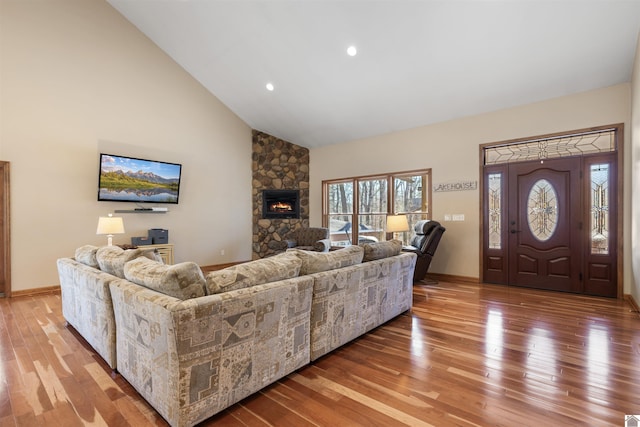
<box><xmin>145</xmin><ymin>243</ymin><xmax>174</xmax><ymax>265</ymax></box>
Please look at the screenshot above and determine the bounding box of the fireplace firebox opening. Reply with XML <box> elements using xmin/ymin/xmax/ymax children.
<box><xmin>262</xmin><ymin>189</ymin><xmax>300</xmax><ymax>219</ymax></box>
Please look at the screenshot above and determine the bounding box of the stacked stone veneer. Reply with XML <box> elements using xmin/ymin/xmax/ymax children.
<box><xmin>252</xmin><ymin>130</ymin><xmax>310</xmax><ymax>259</ymax></box>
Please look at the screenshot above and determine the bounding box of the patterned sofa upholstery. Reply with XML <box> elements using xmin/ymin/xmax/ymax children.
<box><xmin>57</xmin><ymin>245</ymin><xmax>165</xmax><ymax>371</ymax></box>
<box><xmin>57</xmin><ymin>257</ymin><xmax>119</xmax><ymax>370</ymax></box>
<box><xmin>290</xmin><ymin>246</ymin><xmax>416</xmax><ymax>360</ymax></box>
<box><xmin>109</xmin><ymin>276</ymin><xmax>313</xmax><ymax>427</ymax></box>
<box><xmin>57</xmin><ymin>241</ymin><xmax>416</xmax><ymax>427</ymax></box>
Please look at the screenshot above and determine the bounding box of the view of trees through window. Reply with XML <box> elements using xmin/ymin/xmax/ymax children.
<box><xmin>323</xmin><ymin>170</ymin><xmax>431</xmax><ymax>247</ymax></box>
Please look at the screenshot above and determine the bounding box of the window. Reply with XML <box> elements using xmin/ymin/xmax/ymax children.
<box><xmin>488</xmin><ymin>173</ymin><xmax>502</xmax><ymax>249</ymax></box>
<box><xmin>326</xmin><ymin>180</ymin><xmax>354</xmax><ymax>246</ymax></box>
<box><xmin>323</xmin><ymin>170</ymin><xmax>431</xmax><ymax>246</ymax></box>
<box><xmin>590</xmin><ymin>163</ymin><xmax>610</xmax><ymax>255</ymax></box>
<box><xmin>527</xmin><ymin>179</ymin><xmax>559</xmax><ymax>242</ymax></box>
<box><xmin>393</xmin><ymin>172</ymin><xmax>430</xmax><ymax>244</ymax></box>
<box><xmin>484</xmin><ymin>128</ymin><xmax>616</xmax><ymax>165</ymax></box>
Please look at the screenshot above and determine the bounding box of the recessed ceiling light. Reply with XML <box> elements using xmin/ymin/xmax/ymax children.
<box><xmin>347</xmin><ymin>46</ymin><xmax>357</xmax><ymax>57</ymax></box>
<box><xmin>266</xmin><ymin>83</ymin><xmax>274</xmax><ymax>91</ymax></box>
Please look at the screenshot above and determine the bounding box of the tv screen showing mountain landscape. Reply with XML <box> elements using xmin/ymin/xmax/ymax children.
<box><xmin>98</xmin><ymin>153</ymin><xmax>182</xmax><ymax>204</ymax></box>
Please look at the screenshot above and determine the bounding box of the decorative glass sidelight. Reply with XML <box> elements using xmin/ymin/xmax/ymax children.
<box><xmin>590</xmin><ymin>164</ymin><xmax>609</xmax><ymax>254</ymax></box>
<box><xmin>488</xmin><ymin>173</ymin><xmax>502</xmax><ymax>249</ymax></box>
<box><xmin>527</xmin><ymin>179</ymin><xmax>558</xmax><ymax>242</ymax></box>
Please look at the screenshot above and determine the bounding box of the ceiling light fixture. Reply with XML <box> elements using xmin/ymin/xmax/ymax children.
<box><xmin>266</xmin><ymin>83</ymin><xmax>274</xmax><ymax>91</ymax></box>
<box><xmin>347</xmin><ymin>46</ymin><xmax>357</xmax><ymax>57</ymax></box>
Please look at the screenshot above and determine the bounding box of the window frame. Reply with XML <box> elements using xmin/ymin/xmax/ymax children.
<box><xmin>322</xmin><ymin>168</ymin><xmax>432</xmax><ymax>246</ymax></box>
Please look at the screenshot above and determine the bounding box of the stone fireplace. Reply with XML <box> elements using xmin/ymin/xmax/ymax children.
<box><xmin>252</xmin><ymin>130</ymin><xmax>310</xmax><ymax>259</ymax></box>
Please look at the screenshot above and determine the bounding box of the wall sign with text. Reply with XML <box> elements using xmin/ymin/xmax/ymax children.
<box><xmin>434</xmin><ymin>180</ymin><xmax>478</xmax><ymax>192</ymax></box>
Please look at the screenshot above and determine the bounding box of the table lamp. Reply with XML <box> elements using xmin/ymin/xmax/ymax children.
<box><xmin>96</xmin><ymin>213</ymin><xmax>125</xmax><ymax>246</ymax></box>
<box><xmin>386</xmin><ymin>214</ymin><xmax>409</xmax><ymax>240</ymax></box>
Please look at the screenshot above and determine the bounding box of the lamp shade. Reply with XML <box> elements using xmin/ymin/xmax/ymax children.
<box><xmin>386</xmin><ymin>214</ymin><xmax>409</xmax><ymax>233</ymax></box>
<box><xmin>96</xmin><ymin>216</ymin><xmax>125</xmax><ymax>235</ymax></box>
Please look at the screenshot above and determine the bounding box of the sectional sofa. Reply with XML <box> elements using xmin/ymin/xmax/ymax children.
<box><xmin>57</xmin><ymin>242</ymin><xmax>416</xmax><ymax>427</ymax></box>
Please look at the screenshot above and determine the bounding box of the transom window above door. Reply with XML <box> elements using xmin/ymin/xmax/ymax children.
<box><xmin>484</xmin><ymin>127</ymin><xmax>617</xmax><ymax>165</ymax></box>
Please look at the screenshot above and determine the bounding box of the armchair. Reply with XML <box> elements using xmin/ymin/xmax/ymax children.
<box><xmin>403</xmin><ymin>220</ymin><xmax>445</xmax><ymax>281</ymax></box>
<box><xmin>280</xmin><ymin>227</ymin><xmax>331</xmax><ymax>252</ymax></box>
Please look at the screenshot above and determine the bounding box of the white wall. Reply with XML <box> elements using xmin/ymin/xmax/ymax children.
<box><xmin>631</xmin><ymin>31</ymin><xmax>640</xmax><ymax>303</ymax></box>
<box><xmin>0</xmin><ymin>0</ymin><xmax>253</xmax><ymax>292</ymax></box>
<box><xmin>310</xmin><ymin>84</ymin><xmax>632</xmax><ymax>287</ymax></box>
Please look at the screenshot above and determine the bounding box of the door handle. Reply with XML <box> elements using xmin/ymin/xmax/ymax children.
<box><xmin>510</xmin><ymin>229</ymin><xmax>521</xmax><ymax>234</ymax></box>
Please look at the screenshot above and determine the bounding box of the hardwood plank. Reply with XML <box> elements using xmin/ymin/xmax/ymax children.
<box><xmin>111</xmin><ymin>395</ymin><xmax>158</xmax><ymax>427</ymax></box>
<box><xmin>208</xmin><ymin>406</ymin><xmax>271</xmax><ymax>426</ymax></box>
<box><xmin>0</xmin><ymin>415</ymin><xmax>16</xmax><ymax>427</ymax></box>
<box><xmin>226</xmin><ymin>389</ymin><xmax>314</xmax><ymax>427</ymax></box>
<box><xmin>0</xmin><ymin>384</ymin><xmax>11</xmax><ymax>419</ymax></box>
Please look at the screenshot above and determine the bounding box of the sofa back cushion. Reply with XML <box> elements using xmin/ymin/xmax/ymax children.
<box><xmin>288</xmin><ymin>245</ymin><xmax>364</xmax><ymax>275</ymax></box>
<box><xmin>96</xmin><ymin>246</ymin><xmax>162</xmax><ymax>278</ymax></box>
<box><xmin>75</xmin><ymin>245</ymin><xmax>100</xmax><ymax>268</ymax></box>
<box><xmin>205</xmin><ymin>252</ymin><xmax>302</xmax><ymax>295</ymax></box>
<box><xmin>360</xmin><ymin>239</ymin><xmax>403</xmax><ymax>262</ymax></box>
<box><xmin>124</xmin><ymin>257</ymin><xmax>206</xmax><ymax>300</ymax></box>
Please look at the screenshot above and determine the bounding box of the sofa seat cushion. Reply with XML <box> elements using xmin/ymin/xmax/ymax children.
<box><xmin>96</xmin><ymin>246</ymin><xmax>162</xmax><ymax>278</ymax></box>
<box><xmin>75</xmin><ymin>245</ymin><xmax>100</xmax><ymax>268</ymax></box>
<box><xmin>360</xmin><ymin>239</ymin><xmax>403</xmax><ymax>262</ymax></box>
<box><xmin>288</xmin><ymin>245</ymin><xmax>364</xmax><ymax>275</ymax></box>
<box><xmin>124</xmin><ymin>257</ymin><xmax>206</xmax><ymax>300</ymax></box>
<box><xmin>205</xmin><ymin>252</ymin><xmax>302</xmax><ymax>295</ymax></box>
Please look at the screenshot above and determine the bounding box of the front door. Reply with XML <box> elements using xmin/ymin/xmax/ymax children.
<box><xmin>483</xmin><ymin>151</ymin><xmax>618</xmax><ymax>297</ymax></box>
<box><xmin>507</xmin><ymin>158</ymin><xmax>582</xmax><ymax>292</ymax></box>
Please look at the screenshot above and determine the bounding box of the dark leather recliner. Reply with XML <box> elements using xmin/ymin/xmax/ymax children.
<box><xmin>403</xmin><ymin>220</ymin><xmax>446</xmax><ymax>281</ymax></box>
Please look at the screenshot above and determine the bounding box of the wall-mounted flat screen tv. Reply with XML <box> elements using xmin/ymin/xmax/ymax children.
<box><xmin>97</xmin><ymin>153</ymin><xmax>182</xmax><ymax>204</ymax></box>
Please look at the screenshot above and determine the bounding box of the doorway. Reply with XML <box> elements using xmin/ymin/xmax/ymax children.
<box><xmin>481</xmin><ymin>125</ymin><xmax>621</xmax><ymax>298</ymax></box>
<box><xmin>0</xmin><ymin>161</ymin><xmax>10</xmax><ymax>297</ymax></box>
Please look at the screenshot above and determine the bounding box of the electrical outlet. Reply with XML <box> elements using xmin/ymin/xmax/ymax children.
<box><xmin>220</xmin><ymin>249</ymin><xmax>225</xmax><ymax>256</ymax></box>
<box><xmin>452</xmin><ymin>214</ymin><xmax>465</xmax><ymax>221</ymax></box>
<box><xmin>444</xmin><ymin>214</ymin><xmax>452</xmax><ymax>221</ymax></box>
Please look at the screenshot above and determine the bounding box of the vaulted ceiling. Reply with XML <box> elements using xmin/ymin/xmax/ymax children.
<box><xmin>108</xmin><ymin>0</ymin><xmax>640</xmax><ymax>148</ymax></box>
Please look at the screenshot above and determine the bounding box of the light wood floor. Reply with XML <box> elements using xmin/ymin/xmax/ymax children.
<box><xmin>1</xmin><ymin>280</ymin><xmax>639</xmax><ymax>426</ymax></box>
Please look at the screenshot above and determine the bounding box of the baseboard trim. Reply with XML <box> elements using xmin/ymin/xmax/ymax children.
<box><xmin>11</xmin><ymin>285</ymin><xmax>60</xmax><ymax>298</ymax></box>
<box><xmin>625</xmin><ymin>293</ymin><xmax>640</xmax><ymax>313</ymax></box>
<box><xmin>420</xmin><ymin>273</ymin><xmax>480</xmax><ymax>284</ymax></box>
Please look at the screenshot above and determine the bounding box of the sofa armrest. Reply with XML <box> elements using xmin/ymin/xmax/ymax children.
<box><xmin>109</xmin><ymin>275</ymin><xmax>313</xmax><ymax>427</ymax></box>
<box><xmin>313</xmin><ymin>238</ymin><xmax>331</xmax><ymax>252</ymax></box>
<box><xmin>285</xmin><ymin>239</ymin><xmax>297</xmax><ymax>248</ymax></box>
<box><xmin>401</xmin><ymin>245</ymin><xmax>425</xmax><ymax>257</ymax></box>
<box><xmin>57</xmin><ymin>257</ymin><xmax>119</xmax><ymax>370</ymax></box>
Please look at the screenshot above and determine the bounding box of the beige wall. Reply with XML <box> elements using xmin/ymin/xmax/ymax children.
<box><xmin>631</xmin><ymin>31</ymin><xmax>640</xmax><ymax>303</ymax></box>
<box><xmin>310</xmin><ymin>84</ymin><xmax>632</xmax><ymax>287</ymax></box>
<box><xmin>2</xmin><ymin>0</ymin><xmax>636</xmax><ymax>295</ymax></box>
<box><xmin>0</xmin><ymin>0</ymin><xmax>252</xmax><ymax>292</ymax></box>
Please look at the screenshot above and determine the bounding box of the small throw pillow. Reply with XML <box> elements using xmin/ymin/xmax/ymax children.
<box><xmin>75</xmin><ymin>245</ymin><xmax>100</xmax><ymax>268</ymax></box>
<box><xmin>205</xmin><ymin>252</ymin><xmax>302</xmax><ymax>295</ymax></box>
<box><xmin>96</xmin><ymin>246</ymin><xmax>162</xmax><ymax>278</ymax></box>
<box><xmin>124</xmin><ymin>257</ymin><xmax>206</xmax><ymax>300</ymax></box>
<box><xmin>287</xmin><ymin>245</ymin><xmax>364</xmax><ymax>275</ymax></box>
<box><xmin>360</xmin><ymin>239</ymin><xmax>403</xmax><ymax>261</ymax></box>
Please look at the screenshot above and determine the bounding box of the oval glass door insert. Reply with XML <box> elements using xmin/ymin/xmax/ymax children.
<box><xmin>527</xmin><ymin>179</ymin><xmax>558</xmax><ymax>241</ymax></box>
